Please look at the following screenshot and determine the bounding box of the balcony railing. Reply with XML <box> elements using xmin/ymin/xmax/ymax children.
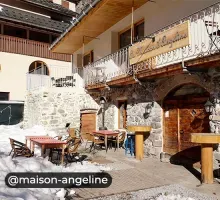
<box><xmin>26</xmin><ymin>67</ymin><xmax>84</xmax><ymax>91</ymax></box>
<box><xmin>84</xmin><ymin>2</ymin><xmax>220</xmax><ymax>86</ymax></box>
<box><xmin>84</xmin><ymin>45</ymin><xmax>130</xmax><ymax>86</ymax></box>
<box><xmin>0</xmin><ymin>34</ymin><xmax>71</xmax><ymax>62</ymax></box>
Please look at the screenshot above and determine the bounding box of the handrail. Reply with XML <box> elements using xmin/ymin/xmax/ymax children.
<box><xmin>83</xmin><ymin>45</ymin><xmax>131</xmax><ymax>69</ymax></box>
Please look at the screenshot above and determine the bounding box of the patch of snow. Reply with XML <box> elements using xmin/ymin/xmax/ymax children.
<box><xmin>69</xmin><ymin>189</ymin><xmax>76</xmax><ymax>195</ymax></box>
<box><xmin>0</xmin><ymin>124</ymin><xmax>111</xmax><ymax>200</ymax></box>
<box><xmin>56</xmin><ymin>189</ymin><xmax>66</xmax><ymax>200</ymax></box>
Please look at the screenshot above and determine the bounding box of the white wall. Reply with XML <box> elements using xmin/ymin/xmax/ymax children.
<box><xmin>0</xmin><ymin>52</ymin><xmax>71</xmax><ymax>101</ymax></box>
<box><xmin>73</xmin><ymin>0</ymin><xmax>219</xmax><ymax>67</ymax></box>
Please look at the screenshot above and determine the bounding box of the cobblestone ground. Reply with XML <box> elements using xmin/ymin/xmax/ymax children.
<box><xmin>68</xmin><ymin>148</ymin><xmax>220</xmax><ymax>200</ymax></box>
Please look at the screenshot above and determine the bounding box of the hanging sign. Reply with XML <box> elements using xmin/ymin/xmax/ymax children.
<box><xmin>129</xmin><ymin>21</ymin><xmax>190</xmax><ymax>65</ymax></box>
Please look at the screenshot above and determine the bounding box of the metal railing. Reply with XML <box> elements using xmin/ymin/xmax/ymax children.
<box><xmin>132</xmin><ymin>2</ymin><xmax>220</xmax><ymax>73</ymax></box>
<box><xmin>84</xmin><ymin>2</ymin><xmax>220</xmax><ymax>86</ymax></box>
<box><xmin>26</xmin><ymin>66</ymin><xmax>82</xmax><ymax>90</ymax></box>
<box><xmin>84</xmin><ymin>46</ymin><xmax>130</xmax><ymax>86</ymax></box>
<box><xmin>0</xmin><ymin>34</ymin><xmax>71</xmax><ymax>62</ymax></box>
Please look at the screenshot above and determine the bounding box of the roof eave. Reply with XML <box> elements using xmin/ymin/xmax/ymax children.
<box><xmin>19</xmin><ymin>0</ymin><xmax>78</xmax><ymax>17</ymax></box>
<box><xmin>0</xmin><ymin>16</ymin><xmax>65</xmax><ymax>33</ymax></box>
<box><xmin>49</xmin><ymin>0</ymin><xmax>101</xmax><ymax>51</ymax></box>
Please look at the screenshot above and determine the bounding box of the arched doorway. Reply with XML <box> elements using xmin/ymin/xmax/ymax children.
<box><xmin>28</xmin><ymin>61</ymin><xmax>49</xmax><ymax>75</ymax></box>
<box><xmin>163</xmin><ymin>83</ymin><xmax>210</xmax><ymax>155</ymax></box>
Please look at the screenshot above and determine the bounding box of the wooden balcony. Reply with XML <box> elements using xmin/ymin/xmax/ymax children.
<box><xmin>0</xmin><ymin>34</ymin><xmax>71</xmax><ymax>62</ymax></box>
<box><xmin>84</xmin><ymin>2</ymin><xmax>220</xmax><ymax>90</ymax></box>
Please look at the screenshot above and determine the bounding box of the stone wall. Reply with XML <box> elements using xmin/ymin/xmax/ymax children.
<box><xmin>23</xmin><ymin>88</ymin><xmax>99</xmax><ymax>134</ymax></box>
<box><xmin>97</xmin><ymin>104</ymin><xmax>117</xmax><ymax>130</ymax></box>
<box><xmin>93</xmin><ymin>82</ymin><xmax>163</xmax><ymax>158</ymax></box>
<box><xmin>154</xmin><ymin>71</ymin><xmax>220</xmax><ymax>166</ymax></box>
<box><xmin>23</xmin><ymin>70</ymin><xmax>220</xmax><ymax>162</ymax></box>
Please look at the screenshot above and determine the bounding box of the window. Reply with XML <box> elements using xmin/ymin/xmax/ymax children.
<box><xmin>83</xmin><ymin>51</ymin><xmax>94</xmax><ymax>66</ymax></box>
<box><xmin>134</xmin><ymin>21</ymin><xmax>144</xmax><ymax>42</ymax></box>
<box><xmin>0</xmin><ymin>92</ymin><xmax>9</xmax><ymax>101</ymax></box>
<box><xmin>119</xmin><ymin>20</ymin><xmax>144</xmax><ymax>49</ymax></box>
<box><xmin>4</xmin><ymin>25</ymin><xmax>27</xmax><ymax>39</ymax></box>
<box><xmin>29</xmin><ymin>61</ymin><xmax>49</xmax><ymax>75</ymax></box>
<box><xmin>119</xmin><ymin>29</ymin><xmax>131</xmax><ymax>49</ymax></box>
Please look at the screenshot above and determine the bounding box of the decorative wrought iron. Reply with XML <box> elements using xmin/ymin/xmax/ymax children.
<box><xmin>83</xmin><ymin>2</ymin><xmax>220</xmax><ymax>86</ymax></box>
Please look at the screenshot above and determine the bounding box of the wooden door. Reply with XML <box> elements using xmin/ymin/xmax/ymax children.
<box><xmin>80</xmin><ymin>113</ymin><xmax>96</xmax><ymax>139</ymax></box>
<box><xmin>163</xmin><ymin>108</ymin><xmax>179</xmax><ymax>155</ymax></box>
<box><xmin>163</xmin><ymin>97</ymin><xmax>210</xmax><ymax>155</ymax></box>
<box><xmin>179</xmin><ymin>105</ymin><xmax>210</xmax><ymax>152</ymax></box>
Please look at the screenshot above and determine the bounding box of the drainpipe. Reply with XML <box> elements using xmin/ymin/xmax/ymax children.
<box><xmin>131</xmin><ymin>0</ymin><xmax>134</xmax><ymax>44</ymax></box>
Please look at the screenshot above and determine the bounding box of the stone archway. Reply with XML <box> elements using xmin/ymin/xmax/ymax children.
<box><xmin>154</xmin><ymin>74</ymin><xmax>211</xmax><ymax>102</ymax></box>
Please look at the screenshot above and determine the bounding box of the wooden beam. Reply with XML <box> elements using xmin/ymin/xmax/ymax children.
<box><xmin>52</xmin><ymin>0</ymin><xmax>149</xmax><ymax>54</ymax></box>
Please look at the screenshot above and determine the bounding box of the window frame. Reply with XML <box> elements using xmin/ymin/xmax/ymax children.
<box><xmin>0</xmin><ymin>92</ymin><xmax>9</xmax><ymax>101</ymax></box>
<box><xmin>83</xmin><ymin>50</ymin><xmax>94</xmax><ymax>67</ymax></box>
<box><xmin>118</xmin><ymin>18</ymin><xmax>144</xmax><ymax>49</ymax></box>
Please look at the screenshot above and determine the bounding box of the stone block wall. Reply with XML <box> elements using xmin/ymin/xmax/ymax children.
<box><xmin>97</xmin><ymin>104</ymin><xmax>117</xmax><ymax>130</ymax></box>
<box><xmin>23</xmin><ymin>88</ymin><xmax>99</xmax><ymax>133</ymax></box>
<box><xmin>127</xmin><ymin>101</ymin><xmax>163</xmax><ymax>157</ymax></box>
<box><xmin>93</xmin><ymin>82</ymin><xmax>163</xmax><ymax>158</ymax></box>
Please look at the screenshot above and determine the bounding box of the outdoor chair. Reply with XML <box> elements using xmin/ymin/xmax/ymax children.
<box><xmin>9</xmin><ymin>138</ymin><xmax>34</xmax><ymax>158</ymax></box>
<box><xmin>125</xmin><ymin>133</ymin><xmax>135</xmax><ymax>156</ymax></box>
<box><xmin>55</xmin><ymin>78</ymin><xmax>62</xmax><ymax>87</ymax></box>
<box><xmin>51</xmin><ymin>77</ymin><xmax>56</xmax><ymax>86</ymax></box>
<box><xmin>82</xmin><ymin>132</ymin><xmax>93</xmax><ymax>150</ymax></box>
<box><xmin>89</xmin><ymin>133</ymin><xmax>105</xmax><ymax>153</ymax></box>
<box><xmin>49</xmin><ymin>138</ymin><xmax>84</xmax><ymax>166</ymax></box>
<box><xmin>68</xmin><ymin>128</ymin><xmax>76</xmax><ymax>138</ymax></box>
<box><xmin>65</xmin><ymin>76</ymin><xmax>75</xmax><ymax>87</ymax></box>
<box><xmin>61</xmin><ymin>78</ymin><xmax>67</xmax><ymax>87</ymax></box>
<box><xmin>108</xmin><ymin>130</ymin><xmax>126</xmax><ymax>151</ymax></box>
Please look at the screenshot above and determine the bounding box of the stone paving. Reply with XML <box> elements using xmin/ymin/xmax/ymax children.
<box><xmin>72</xmin><ymin>149</ymin><xmax>220</xmax><ymax>200</ymax></box>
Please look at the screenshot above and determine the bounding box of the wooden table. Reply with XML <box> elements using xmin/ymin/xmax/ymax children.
<box><xmin>92</xmin><ymin>130</ymin><xmax>119</xmax><ymax>152</ymax></box>
<box><xmin>28</xmin><ymin>137</ymin><xmax>67</xmax><ymax>165</ymax></box>
<box><xmin>127</xmin><ymin>126</ymin><xmax>152</xmax><ymax>161</ymax></box>
<box><xmin>25</xmin><ymin>136</ymin><xmax>53</xmax><ymax>151</ymax></box>
<box><xmin>191</xmin><ymin>133</ymin><xmax>220</xmax><ymax>184</ymax></box>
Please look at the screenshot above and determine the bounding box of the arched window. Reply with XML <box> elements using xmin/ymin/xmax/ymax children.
<box><xmin>29</xmin><ymin>61</ymin><xmax>49</xmax><ymax>75</ymax></box>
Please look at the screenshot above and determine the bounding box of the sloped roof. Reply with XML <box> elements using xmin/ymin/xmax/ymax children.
<box><xmin>0</xmin><ymin>4</ymin><xmax>69</xmax><ymax>32</ymax></box>
<box><xmin>20</xmin><ymin>0</ymin><xmax>77</xmax><ymax>17</ymax></box>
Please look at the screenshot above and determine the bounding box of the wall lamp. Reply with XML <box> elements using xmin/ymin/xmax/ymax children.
<box><xmin>143</xmin><ymin>102</ymin><xmax>154</xmax><ymax>119</ymax></box>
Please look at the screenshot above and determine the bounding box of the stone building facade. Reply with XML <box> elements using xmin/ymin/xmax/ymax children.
<box><xmin>91</xmin><ymin>70</ymin><xmax>220</xmax><ymax>159</ymax></box>
<box><xmin>23</xmin><ymin>68</ymin><xmax>220</xmax><ymax>162</ymax></box>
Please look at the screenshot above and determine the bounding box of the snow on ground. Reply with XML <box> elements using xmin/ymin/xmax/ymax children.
<box><xmin>0</xmin><ymin>124</ymin><xmax>111</xmax><ymax>200</ymax></box>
